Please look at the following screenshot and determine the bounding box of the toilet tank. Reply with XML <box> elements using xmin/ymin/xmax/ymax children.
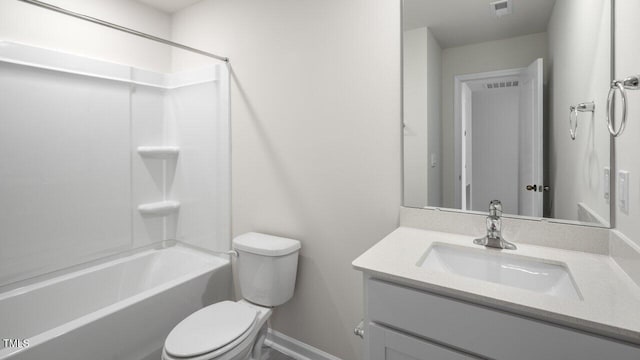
<box><xmin>232</xmin><ymin>232</ymin><xmax>301</xmax><ymax>307</ymax></box>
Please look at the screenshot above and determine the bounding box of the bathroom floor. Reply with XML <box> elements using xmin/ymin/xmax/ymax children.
<box><xmin>263</xmin><ymin>346</ymin><xmax>296</xmax><ymax>360</ymax></box>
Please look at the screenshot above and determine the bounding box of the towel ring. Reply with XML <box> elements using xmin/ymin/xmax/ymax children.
<box><xmin>607</xmin><ymin>80</ymin><xmax>627</xmax><ymax>137</ymax></box>
<box><xmin>569</xmin><ymin>102</ymin><xmax>595</xmax><ymax>140</ymax></box>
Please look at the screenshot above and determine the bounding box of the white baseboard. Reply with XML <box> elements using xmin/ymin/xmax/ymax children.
<box><xmin>265</xmin><ymin>329</ymin><xmax>343</xmax><ymax>360</ymax></box>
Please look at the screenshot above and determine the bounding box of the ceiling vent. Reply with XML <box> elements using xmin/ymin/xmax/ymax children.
<box><xmin>490</xmin><ymin>0</ymin><xmax>513</xmax><ymax>17</ymax></box>
<box><xmin>486</xmin><ymin>80</ymin><xmax>518</xmax><ymax>89</ymax></box>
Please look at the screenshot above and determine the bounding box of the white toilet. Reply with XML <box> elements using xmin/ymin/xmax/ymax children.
<box><xmin>162</xmin><ymin>232</ymin><xmax>301</xmax><ymax>360</ymax></box>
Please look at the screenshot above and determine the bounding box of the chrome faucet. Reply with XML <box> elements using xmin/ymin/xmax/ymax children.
<box><xmin>473</xmin><ymin>200</ymin><xmax>517</xmax><ymax>250</ymax></box>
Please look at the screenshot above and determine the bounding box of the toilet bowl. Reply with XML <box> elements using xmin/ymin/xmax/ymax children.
<box><xmin>162</xmin><ymin>300</ymin><xmax>271</xmax><ymax>360</ymax></box>
<box><xmin>162</xmin><ymin>233</ymin><xmax>301</xmax><ymax>360</ymax></box>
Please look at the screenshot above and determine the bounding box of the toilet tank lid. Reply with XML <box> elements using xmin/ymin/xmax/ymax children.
<box><xmin>233</xmin><ymin>232</ymin><xmax>301</xmax><ymax>256</ymax></box>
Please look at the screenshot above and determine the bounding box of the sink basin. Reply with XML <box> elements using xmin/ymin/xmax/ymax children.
<box><xmin>418</xmin><ymin>244</ymin><xmax>581</xmax><ymax>300</ymax></box>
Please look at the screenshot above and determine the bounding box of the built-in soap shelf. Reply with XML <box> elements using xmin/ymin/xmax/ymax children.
<box><xmin>137</xmin><ymin>147</ymin><xmax>180</xmax><ymax>217</ymax></box>
<box><xmin>137</xmin><ymin>146</ymin><xmax>179</xmax><ymax>159</ymax></box>
<box><xmin>138</xmin><ymin>201</ymin><xmax>180</xmax><ymax>216</ymax></box>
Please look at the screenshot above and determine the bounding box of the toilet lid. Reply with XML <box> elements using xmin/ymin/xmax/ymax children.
<box><xmin>165</xmin><ymin>301</ymin><xmax>258</xmax><ymax>358</ymax></box>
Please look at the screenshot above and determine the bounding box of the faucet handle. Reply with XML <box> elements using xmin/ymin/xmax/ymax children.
<box><xmin>488</xmin><ymin>200</ymin><xmax>502</xmax><ymax>217</ymax></box>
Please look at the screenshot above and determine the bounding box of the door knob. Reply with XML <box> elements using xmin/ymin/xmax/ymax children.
<box><xmin>354</xmin><ymin>320</ymin><xmax>364</xmax><ymax>339</ymax></box>
<box><xmin>526</xmin><ymin>185</ymin><xmax>550</xmax><ymax>192</ymax></box>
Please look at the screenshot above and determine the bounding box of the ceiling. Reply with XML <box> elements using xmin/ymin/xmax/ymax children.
<box><xmin>134</xmin><ymin>0</ymin><xmax>556</xmax><ymax>45</ymax></box>
<box><xmin>134</xmin><ymin>0</ymin><xmax>202</xmax><ymax>13</ymax></box>
<box><xmin>403</xmin><ymin>0</ymin><xmax>557</xmax><ymax>48</ymax></box>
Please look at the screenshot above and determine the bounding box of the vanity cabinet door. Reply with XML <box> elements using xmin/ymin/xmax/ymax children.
<box><xmin>368</xmin><ymin>324</ymin><xmax>483</xmax><ymax>360</ymax></box>
<box><xmin>367</xmin><ymin>279</ymin><xmax>640</xmax><ymax>360</ymax></box>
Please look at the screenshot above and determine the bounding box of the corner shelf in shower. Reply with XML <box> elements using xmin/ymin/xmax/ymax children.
<box><xmin>137</xmin><ymin>201</ymin><xmax>180</xmax><ymax>216</ymax></box>
<box><xmin>137</xmin><ymin>146</ymin><xmax>180</xmax><ymax>159</ymax></box>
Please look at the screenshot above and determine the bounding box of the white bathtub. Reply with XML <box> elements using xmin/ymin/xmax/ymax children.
<box><xmin>0</xmin><ymin>245</ymin><xmax>232</xmax><ymax>360</ymax></box>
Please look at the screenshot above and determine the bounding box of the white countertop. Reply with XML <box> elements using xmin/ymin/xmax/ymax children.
<box><xmin>352</xmin><ymin>227</ymin><xmax>640</xmax><ymax>345</ymax></box>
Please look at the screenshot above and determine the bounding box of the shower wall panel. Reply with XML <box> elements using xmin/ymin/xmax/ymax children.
<box><xmin>0</xmin><ymin>61</ymin><xmax>132</xmax><ymax>286</ymax></box>
<box><xmin>131</xmin><ymin>83</ymin><xmax>168</xmax><ymax>248</ymax></box>
<box><xmin>0</xmin><ymin>43</ymin><xmax>230</xmax><ymax>287</ymax></box>
<box><xmin>168</xmin><ymin>74</ymin><xmax>230</xmax><ymax>251</ymax></box>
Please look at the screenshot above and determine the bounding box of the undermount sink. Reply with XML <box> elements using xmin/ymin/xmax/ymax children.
<box><xmin>418</xmin><ymin>244</ymin><xmax>582</xmax><ymax>300</ymax></box>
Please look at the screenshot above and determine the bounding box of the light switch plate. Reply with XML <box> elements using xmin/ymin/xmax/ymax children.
<box><xmin>618</xmin><ymin>170</ymin><xmax>630</xmax><ymax>214</ymax></box>
<box><xmin>604</xmin><ymin>167</ymin><xmax>610</xmax><ymax>204</ymax></box>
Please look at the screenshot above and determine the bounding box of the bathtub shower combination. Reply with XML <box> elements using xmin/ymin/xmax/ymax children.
<box><xmin>0</xmin><ymin>2</ymin><xmax>232</xmax><ymax>359</ymax></box>
<box><xmin>0</xmin><ymin>245</ymin><xmax>232</xmax><ymax>360</ymax></box>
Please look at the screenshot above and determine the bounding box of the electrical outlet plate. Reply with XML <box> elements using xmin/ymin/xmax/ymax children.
<box><xmin>618</xmin><ymin>170</ymin><xmax>630</xmax><ymax>215</ymax></box>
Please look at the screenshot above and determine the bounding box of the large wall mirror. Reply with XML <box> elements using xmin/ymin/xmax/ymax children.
<box><xmin>402</xmin><ymin>0</ymin><xmax>613</xmax><ymax>227</ymax></box>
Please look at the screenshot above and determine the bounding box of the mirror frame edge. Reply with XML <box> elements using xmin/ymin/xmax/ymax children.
<box><xmin>609</xmin><ymin>0</ymin><xmax>616</xmax><ymax>229</ymax></box>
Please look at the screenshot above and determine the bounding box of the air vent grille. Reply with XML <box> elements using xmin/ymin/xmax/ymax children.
<box><xmin>486</xmin><ymin>80</ymin><xmax>519</xmax><ymax>89</ymax></box>
<box><xmin>494</xmin><ymin>2</ymin><xmax>508</xmax><ymax>10</ymax></box>
<box><xmin>490</xmin><ymin>0</ymin><xmax>513</xmax><ymax>17</ymax></box>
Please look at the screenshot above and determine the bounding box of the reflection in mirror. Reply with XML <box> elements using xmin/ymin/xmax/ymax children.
<box><xmin>402</xmin><ymin>0</ymin><xmax>612</xmax><ymax>227</ymax></box>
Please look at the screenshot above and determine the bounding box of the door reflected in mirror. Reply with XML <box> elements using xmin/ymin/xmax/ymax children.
<box><xmin>402</xmin><ymin>0</ymin><xmax>612</xmax><ymax>227</ymax></box>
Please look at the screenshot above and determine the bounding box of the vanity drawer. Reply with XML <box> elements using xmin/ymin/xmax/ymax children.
<box><xmin>368</xmin><ymin>323</ymin><xmax>483</xmax><ymax>360</ymax></box>
<box><xmin>367</xmin><ymin>279</ymin><xmax>640</xmax><ymax>360</ymax></box>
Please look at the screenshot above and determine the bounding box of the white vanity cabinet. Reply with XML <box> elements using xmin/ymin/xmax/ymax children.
<box><xmin>364</xmin><ymin>278</ymin><xmax>640</xmax><ymax>360</ymax></box>
<box><xmin>368</xmin><ymin>324</ymin><xmax>481</xmax><ymax>360</ymax></box>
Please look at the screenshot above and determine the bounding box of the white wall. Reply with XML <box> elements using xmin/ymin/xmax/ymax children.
<box><xmin>441</xmin><ymin>33</ymin><xmax>548</xmax><ymax>208</ymax></box>
<box><xmin>171</xmin><ymin>1</ymin><xmax>402</xmax><ymax>359</ymax></box>
<box><xmin>403</xmin><ymin>27</ymin><xmax>442</xmax><ymax>208</ymax></box>
<box><xmin>547</xmin><ymin>0</ymin><xmax>611</xmax><ymax>223</ymax></box>
<box><xmin>615</xmin><ymin>1</ymin><xmax>640</xmax><ymax>245</ymax></box>
<box><xmin>426</xmin><ymin>30</ymin><xmax>442</xmax><ymax>207</ymax></box>
<box><xmin>0</xmin><ymin>0</ymin><xmax>172</xmax><ymax>72</ymax></box>
<box><xmin>403</xmin><ymin>28</ymin><xmax>429</xmax><ymax>207</ymax></box>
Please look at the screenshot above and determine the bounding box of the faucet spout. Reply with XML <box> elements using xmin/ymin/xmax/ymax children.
<box><xmin>473</xmin><ymin>200</ymin><xmax>517</xmax><ymax>250</ymax></box>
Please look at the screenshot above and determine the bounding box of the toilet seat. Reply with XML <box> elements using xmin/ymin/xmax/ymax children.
<box><xmin>164</xmin><ymin>301</ymin><xmax>258</xmax><ymax>359</ymax></box>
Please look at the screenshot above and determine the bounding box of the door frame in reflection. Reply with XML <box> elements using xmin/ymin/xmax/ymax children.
<box><xmin>454</xmin><ymin>59</ymin><xmax>543</xmax><ymax>216</ymax></box>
